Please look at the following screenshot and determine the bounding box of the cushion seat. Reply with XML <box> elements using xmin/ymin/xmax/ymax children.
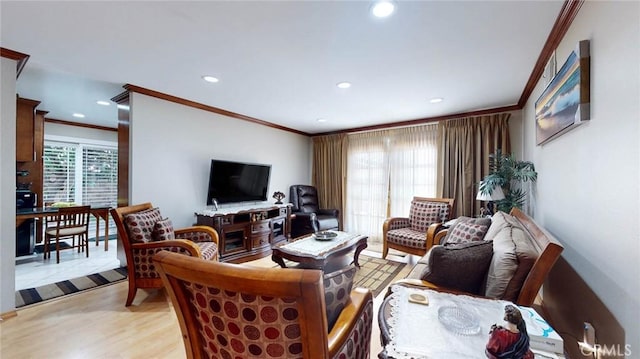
<box><xmin>386</xmin><ymin>228</ymin><xmax>427</xmax><ymax>249</ymax></box>
<box><xmin>45</xmin><ymin>226</ymin><xmax>86</xmax><ymax>236</ymax></box>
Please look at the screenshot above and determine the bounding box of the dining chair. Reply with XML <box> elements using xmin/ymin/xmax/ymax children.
<box><xmin>44</xmin><ymin>205</ymin><xmax>91</xmax><ymax>263</ymax></box>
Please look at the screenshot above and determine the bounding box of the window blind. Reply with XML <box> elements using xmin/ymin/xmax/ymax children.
<box><xmin>43</xmin><ymin>140</ymin><xmax>118</xmax><ymax>239</ymax></box>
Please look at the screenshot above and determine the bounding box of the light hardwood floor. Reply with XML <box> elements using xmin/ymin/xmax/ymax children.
<box><xmin>1</xmin><ymin>250</ymin><xmax>415</xmax><ymax>358</ymax></box>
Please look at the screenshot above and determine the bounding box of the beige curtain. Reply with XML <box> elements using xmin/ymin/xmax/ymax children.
<box><xmin>311</xmin><ymin>134</ymin><xmax>348</xmax><ymax>229</ymax></box>
<box><xmin>437</xmin><ymin>113</ymin><xmax>511</xmax><ymax>217</ymax></box>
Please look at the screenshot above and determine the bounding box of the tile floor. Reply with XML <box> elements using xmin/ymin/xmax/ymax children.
<box><xmin>15</xmin><ymin>238</ymin><xmax>121</xmax><ymax>291</ymax></box>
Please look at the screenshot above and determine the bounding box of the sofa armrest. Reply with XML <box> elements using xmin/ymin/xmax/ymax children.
<box><xmin>317</xmin><ymin>208</ymin><xmax>339</xmax><ymax>217</ymax></box>
<box><xmin>328</xmin><ymin>287</ymin><xmax>374</xmax><ymax>358</ymax></box>
<box><xmin>175</xmin><ymin>226</ymin><xmax>219</xmax><ymax>244</ymax></box>
<box><xmin>425</xmin><ymin>223</ymin><xmax>448</xmax><ymax>249</ymax></box>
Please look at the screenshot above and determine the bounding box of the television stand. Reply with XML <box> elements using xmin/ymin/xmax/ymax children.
<box><xmin>195</xmin><ymin>204</ymin><xmax>292</xmax><ymax>263</ymax></box>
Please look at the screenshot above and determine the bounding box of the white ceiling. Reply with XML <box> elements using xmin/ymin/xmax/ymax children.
<box><xmin>1</xmin><ymin>1</ymin><xmax>563</xmax><ymax>134</ymax></box>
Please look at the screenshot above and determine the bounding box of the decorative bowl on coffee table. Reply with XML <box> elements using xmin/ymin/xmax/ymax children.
<box><xmin>313</xmin><ymin>231</ymin><xmax>338</xmax><ymax>241</ymax></box>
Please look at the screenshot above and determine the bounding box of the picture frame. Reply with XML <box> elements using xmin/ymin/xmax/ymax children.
<box><xmin>542</xmin><ymin>51</ymin><xmax>557</xmax><ymax>86</ymax></box>
<box><xmin>535</xmin><ymin>40</ymin><xmax>590</xmax><ymax>145</ymax></box>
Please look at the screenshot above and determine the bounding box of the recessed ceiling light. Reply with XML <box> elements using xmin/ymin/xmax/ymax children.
<box><xmin>96</xmin><ymin>100</ymin><xmax>111</xmax><ymax>106</ymax></box>
<box><xmin>72</xmin><ymin>113</ymin><xmax>85</xmax><ymax>118</ymax></box>
<box><xmin>371</xmin><ymin>1</ymin><xmax>396</xmax><ymax>18</ymax></box>
<box><xmin>430</xmin><ymin>97</ymin><xmax>444</xmax><ymax>104</ymax></box>
<box><xmin>337</xmin><ymin>82</ymin><xmax>352</xmax><ymax>89</ymax></box>
<box><xmin>317</xmin><ymin>118</ymin><xmax>327</xmax><ymax>123</ymax></box>
<box><xmin>202</xmin><ymin>75</ymin><xmax>219</xmax><ymax>83</ymax></box>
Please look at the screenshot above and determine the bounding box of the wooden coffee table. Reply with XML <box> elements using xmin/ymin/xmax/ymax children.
<box><xmin>271</xmin><ymin>231</ymin><xmax>368</xmax><ymax>272</ymax></box>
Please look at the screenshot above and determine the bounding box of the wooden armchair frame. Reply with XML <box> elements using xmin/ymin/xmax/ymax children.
<box><xmin>382</xmin><ymin>197</ymin><xmax>455</xmax><ymax>258</ymax></box>
<box><xmin>111</xmin><ymin>202</ymin><xmax>219</xmax><ymax>306</ymax></box>
<box><xmin>153</xmin><ymin>251</ymin><xmax>373</xmax><ymax>359</ymax></box>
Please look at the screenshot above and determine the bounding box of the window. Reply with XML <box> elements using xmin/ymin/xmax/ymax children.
<box><xmin>345</xmin><ymin>124</ymin><xmax>438</xmax><ymax>243</ymax></box>
<box><xmin>43</xmin><ymin>140</ymin><xmax>117</xmax><ymax>237</ymax></box>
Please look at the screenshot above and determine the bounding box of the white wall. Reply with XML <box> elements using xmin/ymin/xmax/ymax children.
<box><xmin>130</xmin><ymin>93</ymin><xmax>312</xmax><ymax>228</ymax></box>
<box><xmin>0</xmin><ymin>57</ymin><xmax>17</xmax><ymax>314</ymax></box>
<box><xmin>45</xmin><ymin>122</ymin><xmax>117</xmax><ymax>143</ymax></box>
<box><xmin>522</xmin><ymin>1</ymin><xmax>640</xmax><ymax>352</ymax></box>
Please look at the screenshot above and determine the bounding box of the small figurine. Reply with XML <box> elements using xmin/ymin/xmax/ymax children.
<box><xmin>485</xmin><ymin>304</ymin><xmax>534</xmax><ymax>359</ymax></box>
<box><xmin>272</xmin><ymin>191</ymin><xmax>286</xmax><ymax>204</ymax></box>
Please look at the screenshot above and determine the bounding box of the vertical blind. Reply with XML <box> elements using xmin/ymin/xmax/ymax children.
<box><xmin>43</xmin><ymin>140</ymin><xmax>118</xmax><ymax>237</ymax></box>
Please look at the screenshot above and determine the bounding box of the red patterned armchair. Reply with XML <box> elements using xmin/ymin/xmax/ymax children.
<box><xmin>153</xmin><ymin>251</ymin><xmax>374</xmax><ymax>359</ymax></box>
<box><xmin>111</xmin><ymin>202</ymin><xmax>219</xmax><ymax>306</ymax></box>
<box><xmin>382</xmin><ymin>197</ymin><xmax>455</xmax><ymax>259</ymax></box>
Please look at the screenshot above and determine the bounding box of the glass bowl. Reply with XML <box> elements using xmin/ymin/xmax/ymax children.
<box><xmin>437</xmin><ymin>306</ymin><xmax>481</xmax><ymax>335</ymax></box>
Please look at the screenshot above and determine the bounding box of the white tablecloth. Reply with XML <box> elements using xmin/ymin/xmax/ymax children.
<box><xmin>387</xmin><ymin>285</ymin><xmax>510</xmax><ymax>359</ymax></box>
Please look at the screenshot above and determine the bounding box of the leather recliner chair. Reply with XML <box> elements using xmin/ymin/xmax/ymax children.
<box><xmin>289</xmin><ymin>185</ymin><xmax>339</xmax><ymax>238</ymax></box>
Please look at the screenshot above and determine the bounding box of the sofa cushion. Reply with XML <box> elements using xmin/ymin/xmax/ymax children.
<box><xmin>323</xmin><ymin>266</ymin><xmax>356</xmax><ymax>331</ymax></box>
<box><xmin>420</xmin><ymin>240</ymin><xmax>494</xmax><ymax>295</ymax></box>
<box><xmin>152</xmin><ymin>218</ymin><xmax>175</xmax><ymax>241</ymax></box>
<box><xmin>502</xmin><ymin>227</ymin><xmax>538</xmax><ymax>302</ymax></box>
<box><xmin>124</xmin><ymin>207</ymin><xmax>163</xmax><ymax>243</ymax></box>
<box><xmin>484</xmin><ymin>225</ymin><xmax>519</xmax><ymax>299</ymax></box>
<box><xmin>443</xmin><ymin>216</ymin><xmax>491</xmax><ymax>246</ymax></box>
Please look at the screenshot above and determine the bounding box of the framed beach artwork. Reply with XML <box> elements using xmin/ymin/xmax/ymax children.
<box><xmin>535</xmin><ymin>40</ymin><xmax>590</xmax><ymax>145</ymax></box>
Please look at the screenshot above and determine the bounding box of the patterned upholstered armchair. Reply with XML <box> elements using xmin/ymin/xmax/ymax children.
<box><xmin>153</xmin><ymin>251</ymin><xmax>374</xmax><ymax>359</ymax></box>
<box><xmin>111</xmin><ymin>202</ymin><xmax>219</xmax><ymax>306</ymax></box>
<box><xmin>382</xmin><ymin>197</ymin><xmax>455</xmax><ymax>259</ymax></box>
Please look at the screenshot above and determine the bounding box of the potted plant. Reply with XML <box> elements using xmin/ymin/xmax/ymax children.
<box><xmin>478</xmin><ymin>150</ymin><xmax>537</xmax><ymax>213</ymax></box>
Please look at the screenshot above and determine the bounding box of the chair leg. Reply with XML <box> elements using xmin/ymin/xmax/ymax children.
<box><xmin>56</xmin><ymin>238</ymin><xmax>60</xmax><ymax>264</ymax></box>
<box><xmin>43</xmin><ymin>236</ymin><xmax>49</xmax><ymax>260</ymax></box>
<box><xmin>85</xmin><ymin>233</ymin><xmax>89</xmax><ymax>258</ymax></box>
<box><xmin>382</xmin><ymin>240</ymin><xmax>389</xmax><ymax>259</ymax></box>
<box><xmin>125</xmin><ymin>282</ymin><xmax>137</xmax><ymax>307</ymax></box>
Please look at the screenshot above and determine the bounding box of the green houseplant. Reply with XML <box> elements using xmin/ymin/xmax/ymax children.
<box><xmin>478</xmin><ymin>150</ymin><xmax>538</xmax><ymax>213</ymax></box>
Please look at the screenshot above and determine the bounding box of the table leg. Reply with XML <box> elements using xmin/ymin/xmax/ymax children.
<box><xmin>104</xmin><ymin>213</ymin><xmax>109</xmax><ymax>251</ymax></box>
<box><xmin>271</xmin><ymin>254</ymin><xmax>287</xmax><ymax>268</ymax></box>
<box><xmin>95</xmin><ymin>215</ymin><xmax>101</xmax><ymax>247</ymax></box>
<box><xmin>352</xmin><ymin>241</ymin><xmax>368</xmax><ymax>268</ymax></box>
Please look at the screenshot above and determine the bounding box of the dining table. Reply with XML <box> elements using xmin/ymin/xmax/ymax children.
<box><xmin>16</xmin><ymin>206</ymin><xmax>112</xmax><ymax>251</ymax></box>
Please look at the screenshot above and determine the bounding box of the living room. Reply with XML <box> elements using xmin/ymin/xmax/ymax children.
<box><xmin>1</xmin><ymin>1</ymin><xmax>638</xmax><ymax>358</ymax></box>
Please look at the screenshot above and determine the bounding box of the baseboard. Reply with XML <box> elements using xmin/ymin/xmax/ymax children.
<box><xmin>0</xmin><ymin>310</ymin><xmax>17</xmax><ymax>321</ymax></box>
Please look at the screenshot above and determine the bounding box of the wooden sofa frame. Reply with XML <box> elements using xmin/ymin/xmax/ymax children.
<box><xmin>394</xmin><ymin>207</ymin><xmax>564</xmax><ymax>306</ymax></box>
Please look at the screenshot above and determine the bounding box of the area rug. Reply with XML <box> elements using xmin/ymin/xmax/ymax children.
<box><xmin>353</xmin><ymin>255</ymin><xmax>406</xmax><ymax>297</ymax></box>
<box><xmin>15</xmin><ymin>267</ymin><xmax>128</xmax><ymax>308</ymax></box>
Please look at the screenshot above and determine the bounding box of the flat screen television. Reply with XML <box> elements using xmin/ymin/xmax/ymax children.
<box><xmin>206</xmin><ymin>159</ymin><xmax>271</xmax><ymax>205</ymax></box>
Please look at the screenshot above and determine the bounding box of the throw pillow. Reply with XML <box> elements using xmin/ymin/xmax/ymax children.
<box><xmin>152</xmin><ymin>218</ymin><xmax>175</xmax><ymax>241</ymax></box>
<box><xmin>409</xmin><ymin>201</ymin><xmax>442</xmax><ymax>232</ymax></box>
<box><xmin>421</xmin><ymin>240</ymin><xmax>494</xmax><ymax>295</ymax></box>
<box><xmin>442</xmin><ymin>216</ymin><xmax>491</xmax><ymax>246</ymax></box>
<box><xmin>124</xmin><ymin>207</ymin><xmax>163</xmax><ymax>243</ymax></box>
<box><xmin>323</xmin><ymin>265</ymin><xmax>356</xmax><ymax>332</ymax></box>
<box><xmin>484</xmin><ymin>211</ymin><xmax>514</xmax><ymax>242</ymax></box>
